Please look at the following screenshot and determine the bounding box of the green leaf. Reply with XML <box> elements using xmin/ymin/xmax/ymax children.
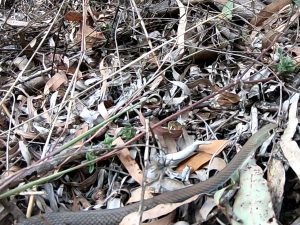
<box><xmin>83</xmin><ymin>150</ymin><xmax>97</xmax><ymax>174</ymax></box>
<box><xmin>88</xmin><ymin>164</ymin><xmax>95</xmax><ymax>173</ymax></box>
<box><xmin>118</xmin><ymin>126</ymin><xmax>136</xmax><ymax>140</ymax></box>
<box><xmin>276</xmin><ymin>48</ymin><xmax>296</xmax><ymax>73</ymax></box>
<box><xmin>222</xmin><ymin>0</ymin><xmax>234</xmax><ymax>20</ymax></box>
<box><xmin>101</xmin><ymin>133</ymin><xmax>116</xmax><ymax>147</ymax></box>
<box><xmin>86</xmin><ymin>150</ymin><xmax>96</xmax><ymax>161</ymax></box>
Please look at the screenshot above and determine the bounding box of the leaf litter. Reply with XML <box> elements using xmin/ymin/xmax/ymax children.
<box><xmin>0</xmin><ymin>0</ymin><xmax>300</xmax><ymax>224</ymax></box>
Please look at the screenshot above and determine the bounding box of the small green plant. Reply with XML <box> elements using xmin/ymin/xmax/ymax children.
<box><xmin>101</xmin><ymin>133</ymin><xmax>116</xmax><ymax>148</ymax></box>
<box><xmin>276</xmin><ymin>48</ymin><xmax>296</xmax><ymax>73</ymax></box>
<box><xmin>222</xmin><ymin>0</ymin><xmax>234</xmax><ymax>20</ymax></box>
<box><xmin>83</xmin><ymin>150</ymin><xmax>97</xmax><ymax>173</ymax></box>
<box><xmin>117</xmin><ymin>126</ymin><xmax>136</xmax><ymax>140</ymax></box>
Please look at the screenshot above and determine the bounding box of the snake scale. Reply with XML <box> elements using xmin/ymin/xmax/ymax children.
<box><xmin>18</xmin><ymin>124</ymin><xmax>276</xmax><ymax>225</ymax></box>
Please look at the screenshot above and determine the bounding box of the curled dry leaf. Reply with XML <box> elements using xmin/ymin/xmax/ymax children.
<box><xmin>1</xmin><ymin>165</ymin><xmax>21</xmax><ymax>178</ymax></box>
<box><xmin>198</xmin><ymin>197</ymin><xmax>216</xmax><ymax>221</ymax></box>
<box><xmin>142</xmin><ymin>94</ymin><xmax>162</xmax><ymax>109</ymax></box>
<box><xmin>290</xmin><ymin>46</ymin><xmax>300</xmax><ymax>65</ymax></box>
<box><xmin>72</xmin><ymin>197</ymin><xmax>91</xmax><ymax>210</ymax></box>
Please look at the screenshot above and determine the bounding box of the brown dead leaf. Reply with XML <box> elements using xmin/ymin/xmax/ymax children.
<box><xmin>113</xmin><ymin>137</ymin><xmax>143</xmax><ymax>185</ymax></box>
<box><xmin>262</xmin><ymin>30</ymin><xmax>279</xmax><ymax>49</ymax></box>
<box><xmin>290</xmin><ymin>47</ymin><xmax>300</xmax><ymax>65</ymax></box>
<box><xmin>72</xmin><ymin>197</ymin><xmax>91</xmax><ymax>211</ymax></box>
<box><xmin>152</xmin><ymin>120</ymin><xmax>183</xmax><ymax>139</ymax></box>
<box><xmin>187</xmin><ymin>78</ymin><xmax>212</xmax><ymax>89</ymax></box>
<box><xmin>1</xmin><ymin>165</ymin><xmax>21</xmax><ymax>178</ymax></box>
<box><xmin>290</xmin><ymin>46</ymin><xmax>300</xmax><ymax>56</ymax></box>
<box><xmin>75</xmin><ymin>25</ymin><xmax>106</xmax><ymax>49</ymax></box>
<box><xmin>65</xmin><ymin>168</ymin><xmax>99</xmax><ymax>192</ymax></box>
<box><xmin>64</xmin><ymin>11</ymin><xmax>83</xmax><ymax>22</ymax></box>
<box><xmin>176</xmin><ymin>140</ymin><xmax>229</xmax><ymax>172</ymax></box>
<box><xmin>213</xmin><ymin>85</ymin><xmax>240</xmax><ymax>105</ymax></box>
<box><xmin>57</xmin><ymin>65</ymin><xmax>77</xmax><ymax>74</ymax></box>
<box><xmin>57</xmin><ymin>65</ymin><xmax>83</xmax><ymax>78</ymax></box>
<box><xmin>15</xmin><ymin>130</ymin><xmax>40</xmax><ymax>140</ymax></box>
<box><xmin>44</xmin><ymin>71</ymin><xmax>68</xmax><ymax>94</ymax></box>
<box><xmin>250</xmin><ymin>0</ymin><xmax>292</xmax><ymax>27</ymax></box>
<box><xmin>74</xmin><ymin>123</ymin><xmax>89</xmax><ymax>147</ymax></box>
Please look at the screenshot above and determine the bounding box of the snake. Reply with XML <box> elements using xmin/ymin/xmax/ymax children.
<box><xmin>17</xmin><ymin>123</ymin><xmax>276</xmax><ymax>225</ymax></box>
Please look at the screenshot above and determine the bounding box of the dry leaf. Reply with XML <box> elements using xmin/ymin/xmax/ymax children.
<box><xmin>44</xmin><ymin>71</ymin><xmax>68</xmax><ymax>94</ymax></box>
<box><xmin>74</xmin><ymin>123</ymin><xmax>89</xmax><ymax>147</ymax></box>
<box><xmin>113</xmin><ymin>137</ymin><xmax>143</xmax><ymax>185</ymax></box>
<box><xmin>152</xmin><ymin>120</ymin><xmax>183</xmax><ymax>139</ymax></box>
<box><xmin>280</xmin><ymin>93</ymin><xmax>300</xmax><ymax>179</ymax></box>
<box><xmin>267</xmin><ymin>158</ymin><xmax>285</xmax><ymax>215</ymax></box>
<box><xmin>250</xmin><ymin>0</ymin><xmax>292</xmax><ymax>27</ymax></box>
<box><xmin>64</xmin><ymin>11</ymin><xmax>83</xmax><ymax>22</ymax></box>
<box><xmin>13</xmin><ymin>56</ymin><xmax>32</xmax><ymax>71</ymax></box>
<box><xmin>5</xmin><ymin>19</ymin><xmax>29</xmax><ymax>27</ymax></box>
<box><xmin>15</xmin><ymin>130</ymin><xmax>39</xmax><ymax>140</ymax></box>
<box><xmin>262</xmin><ymin>30</ymin><xmax>279</xmax><ymax>49</ymax></box>
<box><xmin>176</xmin><ymin>140</ymin><xmax>229</xmax><ymax>172</ymax></box>
<box><xmin>232</xmin><ymin>161</ymin><xmax>278</xmax><ymax>225</ymax></box>
<box><xmin>175</xmin><ymin>0</ymin><xmax>186</xmax><ymax>57</ymax></box>
<box><xmin>127</xmin><ymin>187</ymin><xmax>155</xmax><ymax>204</ymax></box>
<box><xmin>75</xmin><ymin>25</ymin><xmax>106</xmax><ymax>49</ymax></box>
<box><xmin>99</xmin><ymin>55</ymin><xmax>119</xmax><ymax>100</ymax></box>
<box><xmin>213</xmin><ymin>85</ymin><xmax>240</xmax><ymax>105</ymax></box>
<box><xmin>198</xmin><ymin>197</ymin><xmax>216</xmax><ymax>221</ymax></box>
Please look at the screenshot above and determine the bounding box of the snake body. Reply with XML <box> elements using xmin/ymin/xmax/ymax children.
<box><xmin>18</xmin><ymin>124</ymin><xmax>276</xmax><ymax>225</ymax></box>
